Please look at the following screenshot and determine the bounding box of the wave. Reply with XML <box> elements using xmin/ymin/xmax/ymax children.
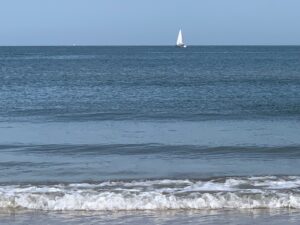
<box><xmin>1</xmin><ymin>176</ymin><xmax>300</xmax><ymax>211</ymax></box>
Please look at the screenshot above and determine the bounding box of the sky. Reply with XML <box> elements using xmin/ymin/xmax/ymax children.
<box><xmin>0</xmin><ymin>0</ymin><xmax>300</xmax><ymax>45</ymax></box>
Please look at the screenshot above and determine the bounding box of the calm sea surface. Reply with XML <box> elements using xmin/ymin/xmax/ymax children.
<box><xmin>0</xmin><ymin>46</ymin><xmax>300</xmax><ymax>224</ymax></box>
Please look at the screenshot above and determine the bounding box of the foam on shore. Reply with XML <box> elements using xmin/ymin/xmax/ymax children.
<box><xmin>1</xmin><ymin>176</ymin><xmax>300</xmax><ymax>211</ymax></box>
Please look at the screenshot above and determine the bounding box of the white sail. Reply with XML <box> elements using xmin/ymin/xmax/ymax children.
<box><xmin>176</xmin><ymin>29</ymin><xmax>186</xmax><ymax>48</ymax></box>
<box><xmin>176</xmin><ymin>30</ymin><xmax>183</xmax><ymax>45</ymax></box>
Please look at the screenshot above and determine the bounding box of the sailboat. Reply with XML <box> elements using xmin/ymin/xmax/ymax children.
<box><xmin>176</xmin><ymin>29</ymin><xmax>187</xmax><ymax>48</ymax></box>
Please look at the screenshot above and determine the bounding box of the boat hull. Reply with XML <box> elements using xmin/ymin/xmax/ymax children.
<box><xmin>176</xmin><ymin>44</ymin><xmax>187</xmax><ymax>48</ymax></box>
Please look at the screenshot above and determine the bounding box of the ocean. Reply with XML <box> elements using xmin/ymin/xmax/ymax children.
<box><xmin>0</xmin><ymin>46</ymin><xmax>300</xmax><ymax>224</ymax></box>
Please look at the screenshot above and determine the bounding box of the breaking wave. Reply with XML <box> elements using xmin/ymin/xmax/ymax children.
<box><xmin>1</xmin><ymin>176</ymin><xmax>300</xmax><ymax>211</ymax></box>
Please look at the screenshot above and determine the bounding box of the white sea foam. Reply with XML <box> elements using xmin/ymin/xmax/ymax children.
<box><xmin>1</xmin><ymin>177</ymin><xmax>300</xmax><ymax>211</ymax></box>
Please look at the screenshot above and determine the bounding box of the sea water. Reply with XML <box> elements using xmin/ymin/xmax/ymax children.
<box><xmin>0</xmin><ymin>46</ymin><xmax>300</xmax><ymax>224</ymax></box>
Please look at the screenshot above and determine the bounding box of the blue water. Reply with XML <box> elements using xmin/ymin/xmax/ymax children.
<box><xmin>1</xmin><ymin>46</ymin><xmax>300</xmax><ymax>224</ymax></box>
<box><xmin>1</xmin><ymin>46</ymin><xmax>300</xmax><ymax>121</ymax></box>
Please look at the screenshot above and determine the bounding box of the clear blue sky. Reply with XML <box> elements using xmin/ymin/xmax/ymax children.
<box><xmin>0</xmin><ymin>0</ymin><xmax>300</xmax><ymax>45</ymax></box>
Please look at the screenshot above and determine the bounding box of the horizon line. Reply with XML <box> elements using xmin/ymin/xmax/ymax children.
<box><xmin>1</xmin><ymin>44</ymin><xmax>300</xmax><ymax>47</ymax></box>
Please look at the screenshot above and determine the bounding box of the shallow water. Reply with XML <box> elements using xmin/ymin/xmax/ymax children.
<box><xmin>1</xmin><ymin>210</ymin><xmax>300</xmax><ymax>225</ymax></box>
